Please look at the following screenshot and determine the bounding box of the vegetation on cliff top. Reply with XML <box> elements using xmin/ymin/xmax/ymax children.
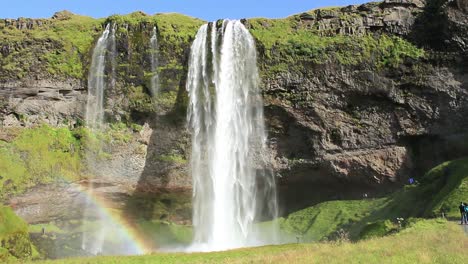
<box><xmin>0</xmin><ymin>12</ymin><xmax>103</xmax><ymax>79</ymax></box>
<box><xmin>248</xmin><ymin>16</ymin><xmax>425</xmax><ymax>76</ymax></box>
<box><xmin>0</xmin><ymin>11</ymin><xmax>203</xmax><ymax>81</ymax></box>
<box><xmin>0</xmin><ymin>6</ymin><xmax>426</xmax><ymax>82</ymax></box>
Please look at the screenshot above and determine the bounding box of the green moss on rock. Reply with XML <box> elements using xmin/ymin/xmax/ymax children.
<box><xmin>0</xmin><ymin>12</ymin><xmax>103</xmax><ymax>80</ymax></box>
<box><xmin>0</xmin><ymin>125</ymin><xmax>82</xmax><ymax>198</ymax></box>
<box><xmin>248</xmin><ymin>16</ymin><xmax>425</xmax><ymax>77</ymax></box>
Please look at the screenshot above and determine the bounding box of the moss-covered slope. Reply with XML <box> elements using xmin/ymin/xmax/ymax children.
<box><xmin>280</xmin><ymin>157</ymin><xmax>468</xmax><ymax>241</ymax></box>
<box><xmin>0</xmin><ymin>205</ymin><xmax>36</xmax><ymax>261</ymax></box>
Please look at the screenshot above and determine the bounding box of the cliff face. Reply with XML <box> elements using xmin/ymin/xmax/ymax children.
<box><xmin>2</xmin><ymin>0</ymin><xmax>468</xmax><ymax>221</ymax></box>
<box><xmin>254</xmin><ymin>0</ymin><xmax>468</xmax><ymax>211</ymax></box>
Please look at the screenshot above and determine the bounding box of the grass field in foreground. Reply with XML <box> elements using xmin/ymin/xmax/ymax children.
<box><xmin>32</xmin><ymin>219</ymin><xmax>467</xmax><ymax>264</ymax></box>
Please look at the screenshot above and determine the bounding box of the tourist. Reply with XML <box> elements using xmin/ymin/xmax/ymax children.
<box><xmin>465</xmin><ymin>203</ymin><xmax>468</xmax><ymax>224</ymax></box>
<box><xmin>460</xmin><ymin>202</ymin><xmax>466</xmax><ymax>224</ymax></box>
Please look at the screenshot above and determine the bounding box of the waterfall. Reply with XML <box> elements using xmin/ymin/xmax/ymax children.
<box><xmin>82</xmin><ymin>23</ymin><xmax>117</xmax><ymax>255</ymax></box>
<box><xmin>187</xmin><ymin>20</ymin><xmax>278</xmax><ymax>251</ymax></box>
<box><xmin>149</xmin><ymin>26</ymin><xmax>160</xmax><ymax>97</ymax></box>
<box><xmin>85</xmin><ymin>24</ymin><xmax>113</xmax><ymax>130</ymax></box>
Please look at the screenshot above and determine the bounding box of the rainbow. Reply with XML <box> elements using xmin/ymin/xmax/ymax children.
<box><xmin>76</xmin><ymin>182</ymin><xmax>155</xmax><ymax>255</ymax></box>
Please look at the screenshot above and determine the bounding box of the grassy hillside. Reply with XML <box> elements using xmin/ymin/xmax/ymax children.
<box><xmin>0</xmin><ymin>206</ymin><xmax>36</xmax><ymax>261</ymax></box>
<box><xmin>0</xmin><ymin>123</ymin><xmax>140</xmax><ymax>199</ymax></box>
<box><xmin>32</xmin><ymin>219</ymin><xmax>468</xmax><ymax>263</ymax></box>
<box><xmin>0</xmin><ymin>125</ymin><xmax>82</xmax><ymax>198</ymax></box>
<box><xmin>278</xmin><ymin>157</ymin><xmax>468</xmax><ymax>242</ymax></box>
<box><xmin>421</xmin><ymin>159</ymin><xmax>468</xmax><ymax>218</ymax></box>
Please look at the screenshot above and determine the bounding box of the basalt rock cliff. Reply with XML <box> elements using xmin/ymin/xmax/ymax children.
<box><xmin>1</xmin><ymin>0</ymin><xmax>468</xmax><ymax>222</ymax></box>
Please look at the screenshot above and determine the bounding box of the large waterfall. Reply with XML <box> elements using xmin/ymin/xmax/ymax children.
<box><xmin>149</xmin><ymin>26</ymin><xmax>160</xmax><ymax>97</ymax></box>
<box><xmin>187</xmin><ymin>20</ymin><xmax>278</xmax><ymax>251</ymax></box>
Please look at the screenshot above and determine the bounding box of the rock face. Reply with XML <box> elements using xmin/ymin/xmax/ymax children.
<box><xmin>299</xmin><ymin>0</ymin><xmax>425</xmax><ymax>36</ymax></box>
<box><xmin>0</xmin><ymin>78</ymin><xmax>85</xmax><ymax>127</ymax></box>
<box><xmin>2</xmin><ymin>0</ymin><xmax>468</xmax><ymax>221</ymax></box>
<box><xmin>262</xmin><ymin>58</ymin><xmax>468</xmax><ymax>212</ymax></box>
<box><xmin>253</xmin><ymin>0</ymin><xmax>468</xmax><ymax>213</ymax></box>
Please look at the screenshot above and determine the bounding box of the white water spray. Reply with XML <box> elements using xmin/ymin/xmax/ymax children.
<box><xmin>149</xmin><ymin>26</ymin><xmax>160</xmax><ymax>97</ymax></box>
<box><xmin>187</xmin><ymin>20</ymin><xmax>278</xmax><ymax>251</ymax></box>
<box><xmin>82</xmin><ymin>24</ymin><xmax>123</xmax><ymax>255</ymax></box>
<box><xmin>85</xmin><ymin>24</ymin><xmax>112</xmax><ymax>129</ymax></box>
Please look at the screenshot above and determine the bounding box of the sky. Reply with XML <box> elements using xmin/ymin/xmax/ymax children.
<box><xmin>0</xmin><ymin>0</ymin><xmax>370</xmax><ymax>21</ymax></box>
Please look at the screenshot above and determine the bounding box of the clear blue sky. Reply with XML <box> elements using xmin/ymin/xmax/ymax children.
<box><xmin>0</xmin><ymin>0</ymin><xmax>370</xmax><ymax>21</ymax></box>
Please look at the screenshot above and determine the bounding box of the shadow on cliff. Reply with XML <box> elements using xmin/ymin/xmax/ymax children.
<box><xmin>264</xmin><ymin>103</ymin><xmax>416</xmax><ymax>217</ymax></box>
<box><xmin>410</xmin><ymin>0</ymin><xmax>468</xmax><ymax>55</ymax></box>
<box><xmin>123</xmin><ymin>68</ymin><xmax>193</xmax><ymax>225</ymax></box>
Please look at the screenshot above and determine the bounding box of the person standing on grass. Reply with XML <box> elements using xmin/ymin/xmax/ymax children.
<box><xmin>460</xmin><ymin>202</ymin><xmax>466</xmax><ymax>224</ymax></box>
<box><xmin>465</xmin><ymin>203</ymin><xmax>468</xmax><ymax>224</ymax></box>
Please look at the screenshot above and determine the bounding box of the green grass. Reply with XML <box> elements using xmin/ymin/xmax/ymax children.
<box><xmin>279</xmin><ymin>198</ymin><xmax>388</xmax><ymax>241</ymax></box>
<box><xmin>30</xmin><ymin>219</ymin><xmax>468</xmax><ymax>263</ymax></box>
<box><xmin>28</xmin><ymin>223</ymin><xmax>65</xmax><ymax>234</ymax></box>
<box><xmin>0</xmin><ymin>125</ymin><xmax>82</xmax><ymax>198</ymax></box>
<box><xmin>0</xmin><ymin>206</ymin><xmax>28</xmax><ymax>239</ymax></box>
<box><xmin>421</xmin><ymin>158</ymin><xmax>468</xmax><ymax>218</ymax></box>
<box><xmin>25</xmin><ymin>156</ymin><xmax>468</xmax><ymax>260</ymax></box>
<box><xmin>248</xmin><ymin>16</ymin><xmax>425</xmax><ymax>77</ymax></box>
<box><xmin>369</xmin><ymin>158</ymin><xmax>468</xmax><ymax>220</ymax></box>
<box><xmin>0</xmin><ymin>122</ymin><xmax>146</xmax><ymax>198</ymax></box>
<box><xmin>0</xmin><ymin>11</ymin><xmax>203</xmax><ymax>80</ymax></box>
<box><xmin>279</xmin><ymin>157</ymin><xmax>468</xmax><ymax>242</ymax></box>
<box><xmin>0</xmin><ymin>206</ymin><xmax>35</xmax><ymax>261</ymax></box>
<box><xmin>0</xmin><ymin>12</ymin><xmax>103</xmax><ymax>79</ymax></box>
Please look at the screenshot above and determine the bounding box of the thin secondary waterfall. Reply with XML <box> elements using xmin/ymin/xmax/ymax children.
<box><xmin>85</xmin><ymin>23</ymin><xmax>112</xmax><ymax>129</ymax></box>
<box><xmin>149</xmin><ymin>26</ymin><xmax>160</xmax><ymax>97</ymax></box>
<box><xmin>187</xmin><ymin>20</ymin><xmax>278</xmax><ymax>251</ymax></box>
<box><xmin>82</xmin><ymin>23</ymin><xmax>117</xmax><ymax>255</ymax></box>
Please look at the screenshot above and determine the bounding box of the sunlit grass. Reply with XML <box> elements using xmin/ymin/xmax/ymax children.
<box><xmin>30</xmin><ymin>219</ymin><xmax>467</xmax><ymax>263</ymax></box>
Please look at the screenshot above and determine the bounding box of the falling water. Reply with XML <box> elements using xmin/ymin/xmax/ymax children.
<box><xmin>149</xmin><ymin>27</ymin><xmax>160</xmax><ymax>97</ymax></box>
<box><xmin>187</xmin><ymin>20</ymin><xmax>278</xmax><ymax>251</ymax></box>
<box><xmin>82</xmin><ymin>24</ymin><xmax>120</xmax><ymax>255</ymax></box>
<box><xmin>85</xmin><ymin>24</ymin><xmax>112</xmax><ymax>130</ymax></box>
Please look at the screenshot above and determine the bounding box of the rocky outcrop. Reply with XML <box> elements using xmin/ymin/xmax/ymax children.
<box><xmin>2</xmin><ymin>0</ymin><xmax>468</xmax><ymax>220</ymax></box>
<box><xmin>298</xmin><ymin>0</ymin><xmax>426</xmax><ymax>37</ymax></box>
<box><xmin>259</xmin><ymin>0</ymin><xmax>468</xmax><ymax>212</ymax></box>
<box><xmin>0</xmin><ymin>78</ymin><xmax>85</xmax><ymax>127</ymax></box>
<box><xmin>10</xmin><ymin>177</ymin><xmax>191</xmax><ymax>225</ymax></box>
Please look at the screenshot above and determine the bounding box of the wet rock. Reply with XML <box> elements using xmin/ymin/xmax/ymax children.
<box><xmin>3</xmin><ymin>0</ymin><xmax>468</xmax><ymax>219</ymax></box>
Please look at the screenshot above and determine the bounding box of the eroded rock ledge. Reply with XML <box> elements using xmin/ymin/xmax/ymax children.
<box><xmin>2</xmin><ymin>0</ymin><xmax>468</xmax><ymax>220</ymax></box>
